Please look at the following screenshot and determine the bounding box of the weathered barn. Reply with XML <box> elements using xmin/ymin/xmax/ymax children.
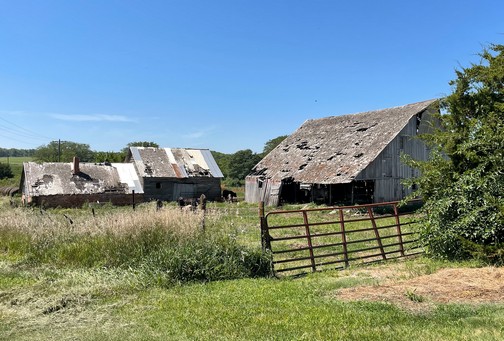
<box><xmin>126</xmin><ymin>147</ymin><xmax>223</xmax><ymax>201</ymax></box>
<box><xmin>245</xmin><ymin>99</ymin><xmax>438</xmax><ymax>206</ymax></box>
<box><xmin>20</xmin><ymin>158</ymin><xmax>143</xmax><ymax>208</ymax></box>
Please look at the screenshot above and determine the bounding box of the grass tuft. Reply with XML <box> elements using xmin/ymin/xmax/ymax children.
<box><xmin>405</xmin><ymin>289</ymin><xmax>425</xmax><ymax>303</ymax></box>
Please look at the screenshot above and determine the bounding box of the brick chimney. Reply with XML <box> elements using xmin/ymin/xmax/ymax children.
<box><xmin>72</xmin><ymin>156</ymin><xmax>80</xmax><ymax>175</ymax></box>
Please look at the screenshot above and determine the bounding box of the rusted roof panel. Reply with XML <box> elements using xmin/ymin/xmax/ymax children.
<box><xmin>250</xmin><ymin>99</ymin><xmax>437</xmax><ymax>184</ymax></box>
<box><xmin>131</xmin><ymin>147</ymin><xmax>178</xmax><ymax>178</ymax></box>
<box><xmin>129</xmin><ymin>147</ymin><xmax>223</xmax><ymax>179</ymax></box>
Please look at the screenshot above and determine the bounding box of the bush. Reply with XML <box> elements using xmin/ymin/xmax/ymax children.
<box><xmin>0</xmin><ymin>163</ymin><xmax>13</xmax><ymax>179</ymax></box>
<box><xmin>404</xmin><ymin>44</ymin><xmax>504</xmax><ymax>263</ymax></box>
<box><xmin>415</xmin><ymin>162</ymin><xmax>504</xmax><ymax>260</ymax></box>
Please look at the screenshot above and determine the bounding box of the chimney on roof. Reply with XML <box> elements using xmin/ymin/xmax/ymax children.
<box><xmin>72</xmin><ymin>157</ymin><xmax>80</xmax><ymax>175</ymax></box>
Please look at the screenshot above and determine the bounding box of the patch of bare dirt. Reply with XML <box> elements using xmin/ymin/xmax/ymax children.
<box><xmin>335</xmin><ymin>267</ymin><xmax>504</xmax><ymax>312</ymax></box>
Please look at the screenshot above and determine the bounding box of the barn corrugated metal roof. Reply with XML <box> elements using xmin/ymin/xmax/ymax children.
<box><xmin>129</xmin><ymin>147</ymin><xmax>223</xmax><ymax>178</ymax></box>
<box><xmin>22</xmin><ymin>162</ymin><xmax>134</xmax><ymax>197</ymax></box>
<box><xmin>186</xmin><ymin>149</ymin><xmax>224</xmax><ymax>178</ymax></box>
<box><xmin>249</xmin><ymin>99</ymin><xmax>437</xmax><ymax>184</ymax></box>
<box><xmin>112</xmin><ymin>163</ymin><xmax>144</xmax><ymax>194</ymax></box>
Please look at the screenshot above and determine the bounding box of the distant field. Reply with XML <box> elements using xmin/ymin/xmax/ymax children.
<box><xmin>0</xmin><ymin>156</ymin><xmax>33</xmax><ymax>165</ymax></box>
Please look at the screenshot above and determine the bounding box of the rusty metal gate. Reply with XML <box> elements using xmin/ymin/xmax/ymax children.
<box><xmin>259</xmin><ymin>201</ymin><xmax>423</xmax><ymax>275</ymax></box>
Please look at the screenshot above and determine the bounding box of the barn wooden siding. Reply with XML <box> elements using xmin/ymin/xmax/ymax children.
<box><xmin>356</xmin><ymin>108</ymin><xmax>434</xmax><ymax>202</ymax></box>
<box><xmin>143</xmin><ymin>177</ymin><xmax>222</xmax><ymax>201</ymax></box>
<box><xmin>245</xmin><ymin>178</ymin><xmax>282</xmax><ymax>206</ymax></box>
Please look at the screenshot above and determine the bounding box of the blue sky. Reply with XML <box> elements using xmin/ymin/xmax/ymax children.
<box><xmin>0</xmin><ymin>0</ymin><xmax>502</xmax><ymax>153</ymax></box>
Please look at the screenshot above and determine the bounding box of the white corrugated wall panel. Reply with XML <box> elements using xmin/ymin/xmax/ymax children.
<box><xmin>112</xmin><ymin>163</ymin><xmax>144</xmax><ymax>194</ymax></box>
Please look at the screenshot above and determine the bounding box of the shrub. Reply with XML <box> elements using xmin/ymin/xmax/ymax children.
<box><xmin>0</xmin><ymin>163</ymin><xmax>13</xmax><ymax>179</ymax></box>
<box><xmin>404</xmin><ymin>44</ymin><xmax>504</xmax><ymax>262</ymax></box>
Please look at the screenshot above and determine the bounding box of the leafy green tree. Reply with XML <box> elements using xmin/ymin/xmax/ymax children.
<box><xmin>211</xmin><ymin>150</ymin><xmax>231</xmax><ymax>178</ymax></box>
<box><xmin>34</xmin><ymin>141</ymin><xmax>94</xmax><ymax>162</ymax></box>
<box><xmin>211</xmin><ymin>137</ymin><xmax>288</xmax><ymax>186</ymax></box>
<box><xmin>262</xmin><ymin>135</ymin><xmax>288</xmax><ymax>157</ymax></box>
<box><xmin>122</xmin><ymin>141</ymin><xmax>159</xmax><ymax>154</ymax></box>
<box><xmin>94</xmin><ymin>151</ymin><xmax>125</xmax><ymax>163</ymax></box>
<box><xmin>228</xmin><ymin>149</ymin><xmax>262</xmax><ymax>182</ymax></box>
<box><xmin>0</xmin><ymin>163</ymin><xmax>13</xmax><ymax>179</ymax></box>
<box><xmin>405</xmin><ymin>44</ymin><xmax>504</xmax><ymax>262</ymax></box>
<box><xmin>0</xmin><ymin>148</ymin><xmax>35</xmax><ymax>157</ymax></box>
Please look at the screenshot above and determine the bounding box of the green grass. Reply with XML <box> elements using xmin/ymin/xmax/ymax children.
<box><xmin>0</xmin><ymin>259</ymin><xmax>503</xmax><ymax>340</ymax></box>
<box><xmin>0</xmin><ymin>156</ymin><xmax>32</xmax><ymax>165</ymax></box>
<box><xmin>1</xmin><ymin>200</ymin><xmax>503</xmax><ymax>340</ymax></box>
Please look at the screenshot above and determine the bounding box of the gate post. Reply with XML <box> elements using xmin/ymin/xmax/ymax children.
<box><xmin>339</xmin><ymin>208</ymin><xmax>350</xmax><ymax>267</ymax></box>
<box><xmin>368</xmin><ymin>206</ymin><xmax>386</xmax><ymax>260</ymax></box>
<box><xmin>302</xmin><ymin>211</ymin><xmax>317</xmax><ymax>272</ymax></box>
<box><xmin>393</xmin><ymin>203</ymin><xmax>405</xmax><ymax>256</ymax></box>
<box><xmin>259</xmin><ymin>201</ymin><xmax>271</xmax><ymax>251</ymax></box>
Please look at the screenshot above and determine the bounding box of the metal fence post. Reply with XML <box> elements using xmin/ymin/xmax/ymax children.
<box><xmin>302</xmin><ymin>211</ymin><xmax>317</xmax><ymax>272</ymax></box>
<box><xmin>368</xmin><ymin>206</ymin><xmax>387</xmax><ymax>260</ymax></box>
<box><xmin>393</xmin><ymin>203</ymin><xmax>405</xmax><ymax>256</ymax></box>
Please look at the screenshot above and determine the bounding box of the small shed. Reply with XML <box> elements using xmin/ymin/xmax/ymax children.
<box><xmin>20</xmin><ymin>157</ymin><xmax>143</xmax><ymax>208</ymax></box>
<box><xmin>126</xmin><ymin>147</ymin><xmax>224</xmax><ymax>201</ymax></box>
<box><xmin>245</xmin><ymin>99</ymin><xmax>438</xmax><ymax>206</ymax></box>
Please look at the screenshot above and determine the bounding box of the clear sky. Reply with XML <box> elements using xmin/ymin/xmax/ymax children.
<box><xmin>0</xmin><ymin>0</ymin><xmax>502</xmax><ymax>154</ymax></box>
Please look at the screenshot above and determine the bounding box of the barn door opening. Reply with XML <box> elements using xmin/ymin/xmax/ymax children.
<box><xmin>279</xmin><ymin>179</ymin><xmax>311</xmax><ymax>204</ymax></box>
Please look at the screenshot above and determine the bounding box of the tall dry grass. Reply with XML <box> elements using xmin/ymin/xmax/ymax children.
<box><xmin>0</xmin><ymin>202</ymin><xmax>271</xmax><ymax>286</ymax></box>
<box><xmin>1</xmin><ymin>203</ymin><xmax>203</xmax><ymax>237</ymax></box>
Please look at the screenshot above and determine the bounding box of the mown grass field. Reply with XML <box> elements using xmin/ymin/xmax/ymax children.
<box><xmin>1</xmin><ymin>198</ymin><xmax>503</xmax><ymax>340</ymax></box>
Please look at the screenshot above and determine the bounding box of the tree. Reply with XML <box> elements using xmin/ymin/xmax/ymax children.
<box><xmin>228</xmin><ymin>149</ymin><xmax>262</xmax><ymax>182</ymax></box>
<box><xmin>262</xmin><ymin>135</ymin><xmax>288</xmax><ymax>157</ymax></box>
<box><xmin>122</xmin><ymin>141</ymin><xmax>159</xmax><ymax>155</ymax></box>
<box><xmin>211</xmin><ymin>151</ymin><xmax>231</xmax><ymax>178</ymax></box>
<box><xmin>94</xmin><ymin>151</ymin><xmax>125</xmax><ymax>163</ymax></box>
<box><xmin>0</xmin><ymin>148</ymin><xmax>35</xmax><ymax>157</ymax></box>
<box><xmin>211</xmin><ymin>136</ymin><xmax>288</xmax><ymax>186</ymax></box>
<box><xmin>0</xmin><ymin>163</ymin><xmax>13</xmax><ymax>179</ymax></box>
<box><xmin>34</xmin><ymin>141</ymin><xmax>94</xmax><ymax>162</ymax></box>
<box><xmin>406</xmin><ymin>44</ymin><xmax>504</xmax><ymax>262</ymax></box>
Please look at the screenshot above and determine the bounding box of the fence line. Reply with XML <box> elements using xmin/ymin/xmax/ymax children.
<box><xmin>259</xmin><ymin>201</ymin><xmax>423</xmax><ymax>275</ymax></box>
